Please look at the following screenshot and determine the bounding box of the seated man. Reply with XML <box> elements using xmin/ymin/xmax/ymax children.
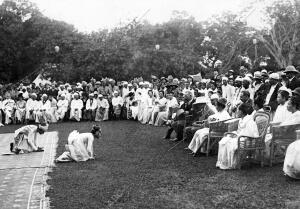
<box><xmin>3</xmin><ymin>94</ymin><xmax>15</xmax><ymax>125</ymax></box>
<box><xmin>70</xmin><ymin>93</ymin><xmax>84</xmax><ymax>122</ymax></box>
<box><xmin>149</xmin><ymin>91</ymin><xmax>167</xmax><ymax>125</ymax></box>
<box><xmin>187</xmin><ymin>98</ymin><xmax>231</xmax><ymax>156</ymax></box>
<box><xmin>164</xmin><ymin>91</ymin><xmax>195</xmax><ymax>142</ymax></box>
<box><xmin>154</xmin><ymin>92</ymin><xmax>178</xmax><ymax>126</ymax></box>
<box><xmin>84</xmin><ymin>93</ymin><xmax>98</xmax><ymax>121</ymax></box>
<box><xmin>184</xmin><ymin>94</ymin><xmax>219</xmax><ymax>142</ymax></box>
<box><xmin>10</xmin><ymin>123</ymin><xmax>49</xmax><ymax>154</ymax></box>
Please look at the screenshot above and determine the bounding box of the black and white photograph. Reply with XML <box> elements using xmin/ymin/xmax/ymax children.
<box><xmin>0</xmin><ymin>0</ymin><xmax>300</xmax><ymax>208</ymax></box>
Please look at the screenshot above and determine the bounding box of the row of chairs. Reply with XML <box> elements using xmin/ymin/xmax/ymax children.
<box><xmin>169</xmin><ymin>103</ymin><xmax>300</xmax><ymax>169</ymax></box>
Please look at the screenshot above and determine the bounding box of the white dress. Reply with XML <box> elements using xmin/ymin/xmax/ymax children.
<box><xmin>284</xmin><ymin>140</ymin><xmax>300</xmax><ymax>179</ymax></box>
<box><xmin>216</xmin><ymin>114</ymin><xmax>259</xmax><ymax>169</ymax></box>
<box><xmin>56</xmin><ymin>131</ymin><xmax>94</xmax><ymax>162</ymax></box>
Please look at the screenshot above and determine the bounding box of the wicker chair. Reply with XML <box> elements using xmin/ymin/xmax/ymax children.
<box><xmin>235</xmin><ymin>111</ymin><xmax>270</xmax><ymax>169</ymax></box>
<box><xmin>206</xmin><ymin>118</ymin><xmax>240</xmax><ymax>156</ymax></box>
<box><xmin>270</xmin><ymin>123</ymin><xmax>300</xmax><ymax>166</ymax></box>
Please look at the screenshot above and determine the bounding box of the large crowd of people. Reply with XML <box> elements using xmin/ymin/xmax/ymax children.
<box><xmin>1</xmin><ymin>65</ymin><xmax>300</xmax><ymax>177</ymax></box>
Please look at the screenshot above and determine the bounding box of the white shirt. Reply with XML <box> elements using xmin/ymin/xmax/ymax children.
<box><xmin>222</xmin><ymin>85</ymin><xmax>235</xmax><ymax>103</ymax></box>
<box><xmin>97</xmin><ymin>99</ymin><xmax>109</xmax><ymax>109</ymax></box>
<box><xmin>41</xmin><ymin>100</ymin><xmax>51</xmax><ymax>111</ymax></box>
<box><xmin>273</xmin><ymin>102</ymin><xmax>292</xmax><ymax>123</ymax></box>
<box><xmin>265</xmin><ymin>84</ymin><xmax>277</xmax><ymax>105</ymax></box>
<box><xmin>86</xmin><ymin>99</ymin><xmax>98</xmax><ymax>110</ymax></box>
<box><xmin>14</xmin><ymin>125</ymin><xmax>37</xmax><ymax>137</ymax></box>
<box><xmin>281</xmin><ymin>111</ymin><xmax>300</xmax><ymax>126</ymax></box>
<box><xmin>57</xmin><ymin>99</ymin><xmax>69</xmax><ymax>109</ymax></box>
<box><xmin>166</xmin><ymin>97</ymin><xmax>178</xmax><ymax>109</ymax></box>
<box><xmin>112</xmin><ymin>96</ymin><xmax>124</xmax><ymax>107</ymax></box>
<box><xmin>70</xmin><ymin>99</ymin><xmax>83</xmax><ymax>110</ymax></box>
<box><xmin>208</xmin><ymin>109</ymin><xmax>231</xmax><ymax>122</ymax></box>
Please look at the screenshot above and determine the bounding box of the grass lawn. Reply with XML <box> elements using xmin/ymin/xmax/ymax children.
<box><xmin>1</xmin><ymin>121</ymin><xmax>300</xmax><ymax>209</ymax></box>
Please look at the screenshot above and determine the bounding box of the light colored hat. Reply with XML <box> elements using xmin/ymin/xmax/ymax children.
<box><xmin>98</xmin><ymin>94</ymin><xmax>103</xmax><ymax>97</ymax></box>
<box><xmin>113</xmin><ymin>91</ymin><xmax>118</xmax><ymax>94</ymax></box>
<box><xmin>269</xmin><ymin>73</ymin><xmax>280</xmax><ymax>80</ymax></box>
<box><xmin>242</xmin><ymin>76</ymin><xmax>252</xmax><ymax>82</ymax></box>
<box><xmin>211</xmin><ymin>94</ymin><xmax>219</xmax><ymax>100</ymax></box>
<box><xmin>42</xmin><ymin>94</ymin><xmax>47</xmax><ymax>98</ymax></box>
<box><xmin>128</xmin><ymin>84</ymin><xmax>133</xmax><ymax>87</ymax></box>
<box><xmin>89</xmin><ymin>93</ymin><xmax>94</xmax><ymax>97</ymax></box>
<box><xmin>61</xmin><ymin>94</ymin><xmax>66</xmax><ymax>98</ymax></box>
<box><xmin>235</xmin><ymin>76</ymin><xmax>242</xmax><ymax>81</ymax></box>
<box><xmin>246</xmin><ymin>73</ymin><xmax>253</xmax><ymax>78</ymax></box>
<box><xmin>31</xmin><ymin>93</ymin><xmax>37</xmax><ymax>97</ymax></box>
<box><xmin>261</xmin><ymin>69</ymin><xmax>268</xmax><ymax>76</ymax></box>
<box><xmin>123</xmin><ymin>81</ymin><xmax>128</xmax><ymax>85</ymax></box>
<box><xmin>284</xmin><ymin>65</ymin><xmax>299</xmax><ymax>74</ymax></box>
<box><xmin>95</xmin><ymin>81</ymin><xmax>101</xmax><ymax>85</ymax></box>
<box><xmin>254</xmin><ymin>71</ymin><xmax>262</xmax><ymax>79</ymax></box>
<box><xmin>222</xmin><ymin>77</ymin><xmax>228</xmax><ymax>81</ymax></box>
<box><xmin>73</xmin><ymin>92</ymin><xmax>79</xmax><ymax>96</ymax></box>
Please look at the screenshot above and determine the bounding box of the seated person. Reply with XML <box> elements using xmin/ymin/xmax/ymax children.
<box><xmin>55</xmin><ymin>125</ymin><xmax>101</xmax><ymax>162</ymax></box>
<box><xmin>187</xmin><ymin>98</ymin><xmax>231</xmax><ymax>156</ymax></box>
<box><xmin>283</xmin><ymin>96</ymin><xmax>300</xmax><ymax>179</ymax></box>
<box><xmin>154</xmin><ymin>92</ymin><xmax>178</xmax><ymax>126</ymax></box>
<box><xmin>272</xmin><ymin>88</ymin><xmax>292</xmax><ymax>124</ymax></box>
<box><xmin>10</xmin><ymin>123</ymin><xmax>49</xmax><ymax>154</ymax></box>
<box><xmin>216</xmin><ymin>103</ymin><xmax>259</xmax><ymax>169</ymax></box>
<box><xmin>164</xmin><ymin>91</ymin><xmax>195</xmax><ymax>142</ymax></box>
<box><xmin>184</xmin><ymin>94</ymin><xmax>219</xmax><ymax>142</ymax></box>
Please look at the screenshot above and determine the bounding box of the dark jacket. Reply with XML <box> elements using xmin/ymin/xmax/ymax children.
<box><xmin>287</xmin><ymin>77</ymin><xmax>300</xmax><ymax>91</ymax></box>
<box><xmin>180</xmin><ymin>98</ymin><xmax>195</xmax><ymax>113</ymax></box>
<box><xmin>254</xmin><ymin>83</ymin><xmax>270</xmax><ymax>101</ymax></box>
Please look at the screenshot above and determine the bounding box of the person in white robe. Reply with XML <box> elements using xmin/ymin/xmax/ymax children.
<box><xmin>149</xmin><ymin>91</ymin><xmax>167</xmax><ymax>125</ymax></box>
<box><xmin>56</xmin><ymin>94</ymin><xmax>69</xmax><ymax>121</ymax></box>
<box><xmin>10</xmin><ymin>124</ymin><xmax>48</xmax><ymax>154</ymax></box>
<box><xmin>216</xmin><ymin>103</ymin><xmax>259</xmax><ymax>169</ymax></box>
<box><xmin>154</xmin><ymin>92</ymin><xmax>178</xmax><ymax>126</ymax></box>
<box><xmin>70</xmin><ymin>93</ymin><xmax>83</xmax><ymax>122</ymax></box>
<box><xmin>188</xmin><ymin>98</ymin><xmax>231</xmax><ymax>155</ymax></box>
<box><xmin>25</xmin><ymin>93</ymin><xmax>38</xmax><ymax>122</ymax></box>
<box><xmin>283</xmin><ymin>97</ymin><xmax>300</xmax><ymax>179</ymax></box>
<box><xmin>0</xmin><ymin>96</ymin><xmax>4</xmax><ymax>126</ymax></box>
<box><xmin>84</xmin><ymin>93</ymin><xmax>98</xmax><ymax>121</ymax></box>
<box><xmin>141</xmin><ymin>90</ymin><xmax>155</xmax><ymax>124</ymax></box>
<box><xmin>95</xmin><ymin>94</ymin><xmax>110</xmax><ymax>121</ymax></box>
<box><xmin>36</xmin><ymin>94</ymin><xmax>51</xmax><ymax>123</ymax></box>
<box><xmin>221</xmin><ymin>77</ymin><xmax>235</xmax><ymax>105</ymax></box>
<box><xmin>48</xmin><ymin>95</ymin><xmax>58</xmax><ymax>123</ymax></box>
<box><xmin>273</xmin><ymin>89</ymin><xmax>292</xmax><ymax>123</ymax></box>
<box><xmin>3</xmin><ymin>94</ymin><xmax>16</xmax><ymax>124</ymax></box>
<box><xmin>55</xmin><ymin>125</ymin><xmax>101</xmax><ymax>162</ymax></box>
<box><xmin>14</xmin><ymin>93</ymin><xmax>26</xmax><ymax>124</ymax></box>
<box><xmin>112</xmin><ymin>91</ymin><xmax>124</xmax><ymax>119</ymax></box>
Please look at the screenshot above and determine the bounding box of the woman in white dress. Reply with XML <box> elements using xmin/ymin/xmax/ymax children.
<box><xmin>56</xmin><ymin>125</ymin><xmax>101</xmax><ymax>162</ymax></box>
<box><xmin>216</xmin><ymin>103</ymin><xmax>259</xmax><ymax>169</ymax></box>
<box><xmin>188</xmin><ymin>98</ymin><xmax>231</xmax><ymax>155</ymax></box>
<box><xmin>283</xmin><ymin>97</ymin><xmax>300</xmax><ymax>179</ymax></box>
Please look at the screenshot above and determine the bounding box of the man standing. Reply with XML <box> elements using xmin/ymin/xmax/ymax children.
<box><xmin>221</xmin><ymin>77</ymin><xmax>235</xmax><ymax>105</ymax></box>
<box><xmin>264</xmin><ymin>73</ymin><xmax>282</xmax><ymax>113</ymax></box>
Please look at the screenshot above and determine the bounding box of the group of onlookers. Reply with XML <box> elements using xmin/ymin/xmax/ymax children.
<box><xmin>1</xmin><ymin>65</ymin><xmax>300</xmax><ymax>178</ymax></box>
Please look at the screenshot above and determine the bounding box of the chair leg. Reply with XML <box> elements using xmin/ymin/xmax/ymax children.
<box><xmin>236</xmin><ymin>150</ymin><xmax>241</xmax><ymax>169</ymax></box>
<box><xmin>270</xmin><ymin>142</ymin><xmax>274</xmax><ymax>167</ymax></box>
<box><xmin>261</xmin><ymin>150</ymin><xmax>264</xmax><ymax>168</ymax></box>
<box><xmin>206</xmin><ymin>137</ymin><xmax>210</xmax><ymax>157</ymax></box>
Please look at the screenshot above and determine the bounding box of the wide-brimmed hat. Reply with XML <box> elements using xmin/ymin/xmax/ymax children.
<box><xmin>284</xmin><ymin>65</ymin><xmax>299</xmax><ymax>74</ymax></box>
<box><xmin>292</xmin><ymin>87</ymin><xmax>300</xmax><ymax>97</ymax></box>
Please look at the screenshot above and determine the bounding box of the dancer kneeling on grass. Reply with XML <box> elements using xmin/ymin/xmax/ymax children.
<box><xmin>55</xmin><ymin>125</ymin><xmax>101</xmax><ymax>162</ymax></box>
<box><xmin>10</xmin><ymin>123</ymin><xmax>49</xmax><ymax>154</ymax></box>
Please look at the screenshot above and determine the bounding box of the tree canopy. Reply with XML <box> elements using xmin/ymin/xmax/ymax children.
<box><xmin>0</xmin><ymin>0</ymin><xmax>299</xmax><ymax>84</ymax></box>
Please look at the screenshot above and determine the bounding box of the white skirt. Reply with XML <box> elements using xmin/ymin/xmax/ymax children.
<box><xmin>283</xmin><ymin>140</ymin><xmax>300</xmax><ymax>179</ymax></box>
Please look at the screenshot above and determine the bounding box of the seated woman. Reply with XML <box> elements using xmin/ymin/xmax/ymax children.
<box><xmin>187</xmin><ymin>98</ymin><xmax>231</xmax><ymax>156</ymax></box>
<box><xmin>216</xmin><ymin>103</ymin><xmax>259</xmax><ymax>169</ymax></box>
<box><xmin>10</xmin><ymin>124</ymin><xmax>49</xmax><ymax>154</ymax></box>
<box><xmin>55</xmin><ymin>125</ymin><xmax>101</xmax><ymax>162</ymax></box>
<box><xmin>282</xmin><ymin>97</ymin><xmax>300</xmax><ymax>179</ymax></box>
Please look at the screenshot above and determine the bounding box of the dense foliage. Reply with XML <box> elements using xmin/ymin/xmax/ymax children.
<box><xmin>0</xmin><ymin>0</ymin><xmax>299</xmax><ymax>83</ymax></box>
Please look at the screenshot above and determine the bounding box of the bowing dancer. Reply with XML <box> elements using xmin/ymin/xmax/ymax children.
<box><xmin>10</xmin><ymin>123</ymin><xmax>49</xmax><ymax>154</ymax></box>
<box><xmin>55</xmin><ymin>125</ymin><xmax>102</xmax><ymax>162</ymax></box>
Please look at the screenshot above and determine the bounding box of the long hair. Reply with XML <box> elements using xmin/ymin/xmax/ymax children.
<box><xmin>91</xmin><ymin>125</ymin><xmax>101</xmax><ymax>135</ymax></box>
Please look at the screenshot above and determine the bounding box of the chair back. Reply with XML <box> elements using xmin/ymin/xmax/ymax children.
<box><xmin>272</xmin><ymin>124</ymin><xmax>300</xmax><ymax>141</ymax></box>
<box><xmin>209</xmin><ymin>119</ymin><xmax>232</xmax><ymax>137</ymax></box>
<box><xmin>253</xmin><ymin>111</ymin><xmax>270</xmax><ymax>138</ymax></box>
